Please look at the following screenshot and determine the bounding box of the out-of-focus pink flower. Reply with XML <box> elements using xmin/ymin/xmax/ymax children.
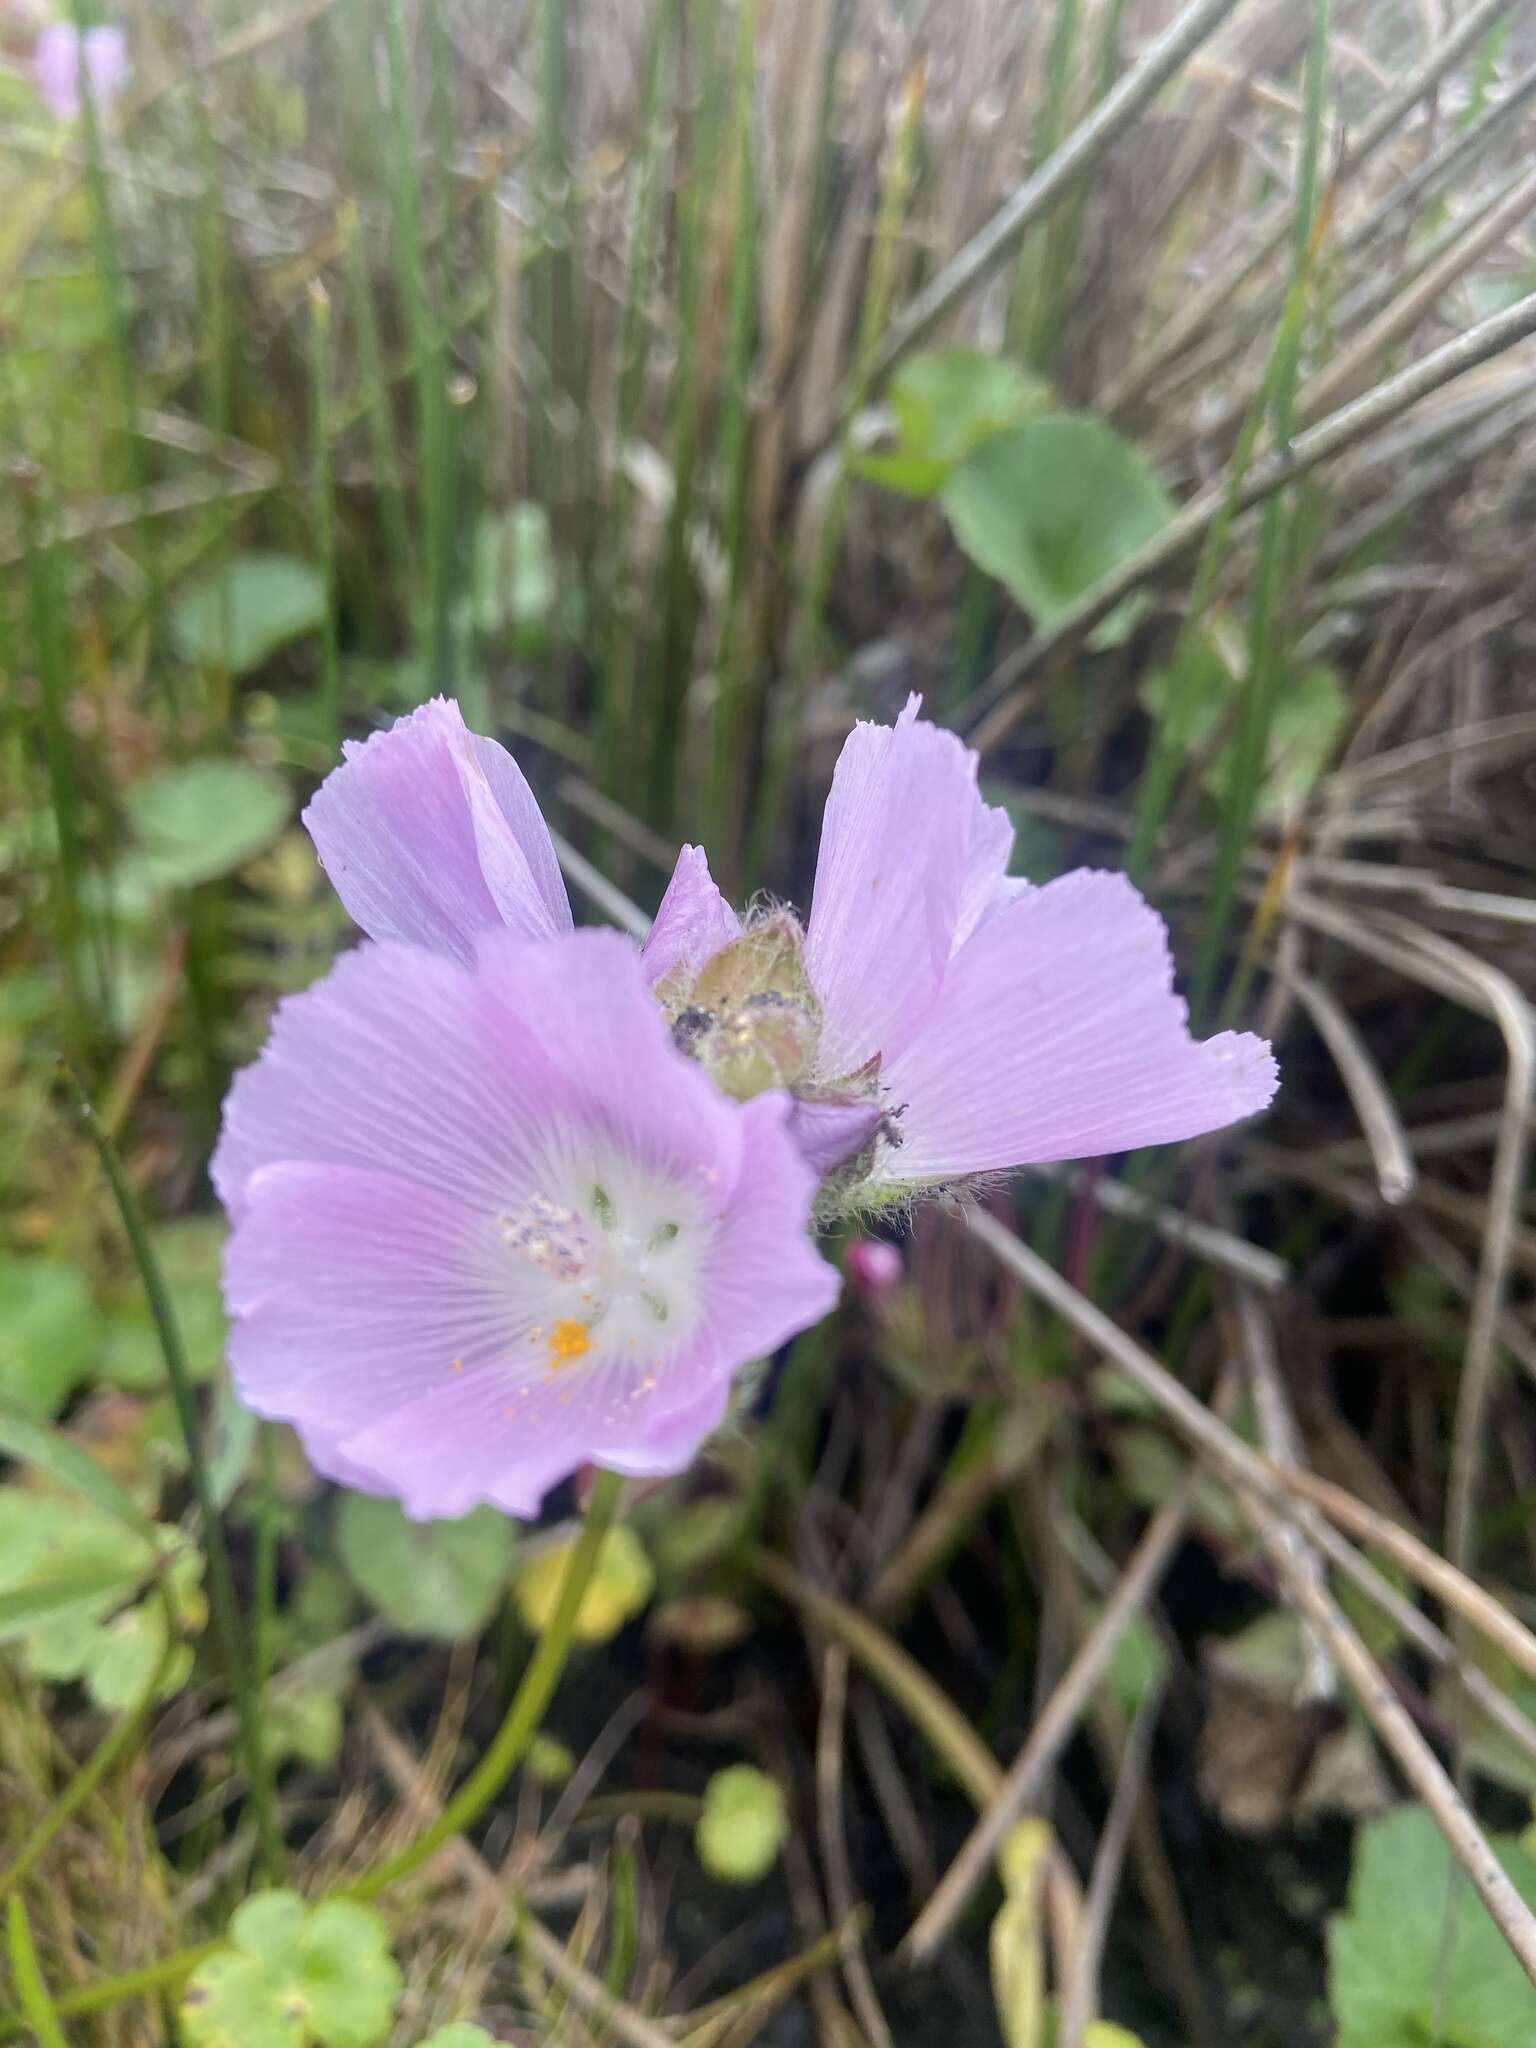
<box><xmin>844</xmin><ymin>1239</ymin><xmax>904</xmax><ymax>1295</ymax></box>
<box><xmin>31</xmin><ymin>21</ymin><xmax>129</xmax><ymax>121</ymax></box>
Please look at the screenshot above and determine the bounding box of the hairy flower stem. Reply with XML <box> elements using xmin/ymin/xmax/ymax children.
<box><xmin>348</xmin><ymin>1466</ymin><xmax>625</xmax><ymax>1900</ymax></box>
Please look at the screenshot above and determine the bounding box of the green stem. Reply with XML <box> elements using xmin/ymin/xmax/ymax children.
<box><xmin>0</xmin><ymin>1941</ymin><xmax>222</xmax><ymax>2040</ymax></box>
<box><xmin>309</xmin><ymin>281</ymin><xmax>341</xmax><ymax>751</ymax></box>
<box><xmin>349</xmin><ymin>1468</ymin><xmax>624</xmax><ymax>1900</ymax></box>
<box><xmin>61</xmin><ymin>1072</ymin><xmax>281</xmax><ymax>1880</ymax></box>
<box><xmin>6</xmin><ymin>1898</ymin><xmax>68</xmax><ymax>2048</ymax></box>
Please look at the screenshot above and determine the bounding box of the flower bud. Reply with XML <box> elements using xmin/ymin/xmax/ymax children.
<box><xmin>844</xmin><ymin>1238</ymin><xmax>904</xmax><ymax>1295</ymax></box>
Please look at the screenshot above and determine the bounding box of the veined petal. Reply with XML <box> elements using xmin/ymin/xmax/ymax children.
<box><xmin>784</xmin><ymin>1096</ymin><xmax>883</xmax><ymax>1177</ymax></box>
<box><xmin>303</xmin><ymin>698</ymin><xmax>571</xmax><ymax>964</ymax></box>
<box><xmin>641</xmin><ymin>844</ymin><xmax>742</xmax><ymax>990</ymax></box>
<box><xmin>875</xmin><ymin>869</ymin><xmax>1277</xmax><ymax>1182</ymax></box>
<box><xmin>955</xmin><ymin>792</ymin><xmax>1030</xmax><ymax>948</ymax></box>
<box><xmin>219</xmin><ymin>931</ymin><xmax>839</xmax><ymax>1520</ymax></box>
<box><xmin>805</xmin><ymin>697</ymin><xmax>977</xmax><ymax>1078</ymax></box>
<box><xmin>213</xmin><ymin>941</ymin><xmax>551</xmax><ymax>1222</ymax></box>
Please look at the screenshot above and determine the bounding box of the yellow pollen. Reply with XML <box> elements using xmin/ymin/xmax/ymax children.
<box><xmin>546</xmin><ymin>1318</ymin><xmax>593</xmax><ymax>1371</ymax></box>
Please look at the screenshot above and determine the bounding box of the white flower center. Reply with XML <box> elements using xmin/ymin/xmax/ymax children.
<box><xmin>489</xmin><ymin>1148</ymin><xmax>712</xmax><ymax>1379</ymax></box>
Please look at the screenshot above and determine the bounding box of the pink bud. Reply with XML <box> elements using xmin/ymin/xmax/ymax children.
<box><xmin>844</xmin><ymin>1238</ymin><xmax>903</xmax><ymax>1295</ymax></box>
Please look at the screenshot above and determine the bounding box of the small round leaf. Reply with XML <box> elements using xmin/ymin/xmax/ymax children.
<box><xmin>513</xmin><ymin>1524</ymin><xmax>653</xmax><ymax>1645</ymax></box>
<box><xmin>695</xmin><ymin>1764</ymin><xmax>788</xmax><ymax>1885</ymax></box>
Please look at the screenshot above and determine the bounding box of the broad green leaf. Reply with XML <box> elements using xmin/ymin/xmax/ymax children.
<box><xmin>0</xmin><ymin>1396</ymin><xmax>156</xmax><ymax>1535</ymax></box>
<box><xmin>127</xmin><ymin>761</ymin><xmax>291</xmax><ymax>889</ymax></box>
<box><xmin>854</xmin><ymin>349</ymin><xmax>1048</xmax><ymax>498</ymax></box>
<box><xmin>336</xmin><ymin>1494</ymin><xmax>513</xmax><ymax>1641</ymax></box>
<box><xmin>418</xmin><ymin>2030</ymin><xmax>495</xmax><ymax>2048</ymax></box>
<box><xmin>1082</xmin><ymin>2028</ymin><xmax>1149</xmax><ymax>2048</ymax></box>
<box><xmin>942</xmin><ymin>412</ymin><xmax>1174</xmax><ymax>648</ymax></box>
<box><xmin>1328</xmin><ymin>1805</ymin><xmax>1536</xmax><ymax>2047</ymax></box>
<box><xmin>0</xmin><ymin>1258</ymin><xmax>99</xmax><ymax>1418</ymax></box>
<box><xmin>513</xmin><ymin>1524</ymin><xmax>653</xmax><ymax>1645</ymax></box>
<box><xmin>695</xmin><ymin>1764</ymin><xmax>788</xmax><ymax>1885</ymax></box>
<box><xmin>103</xmin><ymin>1219</ymin><xmax>229</xmax><ymax>1391</ymax></box>
<box><xmin>182</xmin><ymin>1891</ymin><xmax>401</xmax><ymax>2048</ymax></box>
<box><xmin>171</xmin><ymin>553</ymin><xmax>327</xmax><ymax>675</ymax></box>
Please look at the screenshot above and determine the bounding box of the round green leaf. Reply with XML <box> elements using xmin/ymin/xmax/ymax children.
<box><xmin>513</xmin><ymin>1523</ymin><xmax>653</xmax><ymax>1645</ymax></box>
<box><xmin>695</xmin><ymin>1763</ymin><xmax>788</xmax><ymax>1885</ymax></box>
<box><xmin>170</xmin><ymin>553</ymin><xmax>327</xmax><ymax>676</ymax></box>
<box><xmin>0</xmin><ymin>1257</ymin><xmax>99</xmax><ymax>1418</ymax></box>
<box><xmin>127</xmin><ymin>761</ymin><xmax>291</xmax><ymax>888</ymax></box>
<box><xmin>418</xmin><ymin>2029</ymin><xmax>496</xmax><ymax>2048</ymax></box>
<box><xmin>336</xmin><ymin>1493</ymin><xmax>513</xmax><ymax>1640</ymax></box>
<box><xmin>941</xmin><ymin>412</ymin><xmax>1174</xmax><ymax>647</ymax></box>
<box><xmin>854</xmin><ymin>348</ymin><xmax>1048</xmax><ymax>498</ymax></box>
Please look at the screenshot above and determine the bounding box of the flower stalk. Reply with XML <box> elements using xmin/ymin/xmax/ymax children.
<box><xmin>349</xmin><ymin>1467</ymin><xmax>625</xmax><ymax>1900</ymax></box>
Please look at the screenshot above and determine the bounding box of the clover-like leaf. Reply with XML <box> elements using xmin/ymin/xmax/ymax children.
<box><xmin>695</xmin><ymin>1764</ymin><xmax>788</xmax><ymax>1885</ymax></box>
<box><xmin>182</xmin><ymin>1890</ymin><xmax>402</xmax><ymax>2048</ymax></box>
<box><xmin>336</xmin><ymin>1493</ymin><xmax>513</xmax><ymax>1641</ymax></box>
<box><xmin>513</xmin><ymin>1524</ymin><xmax>653</xmax><ymax>1646</ymax></box>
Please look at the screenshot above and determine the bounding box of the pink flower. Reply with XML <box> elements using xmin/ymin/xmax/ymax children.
<box><xmin>218</xmin><ymin>696</ymin><xmax>1274</xmax><ymax>1517</ymax></box>
<box><xmin>300</xmin><ymin>697</ymin><xmax>1276</xmax><ymax>1198</ymax></box>
<box><xmin>797</xmin><ymin>699</ymin><xmax>1277</xmax><ymax>1187</ymax></box>
<box><xmin>215</xmin><ymin>931</ymin><xmax>838</xmax><ymax>1520</ymax></box>
<box><xmin>31</xmin><ymin>21</ymin><xmax>129</xmax><ymax>121</ymax></box>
